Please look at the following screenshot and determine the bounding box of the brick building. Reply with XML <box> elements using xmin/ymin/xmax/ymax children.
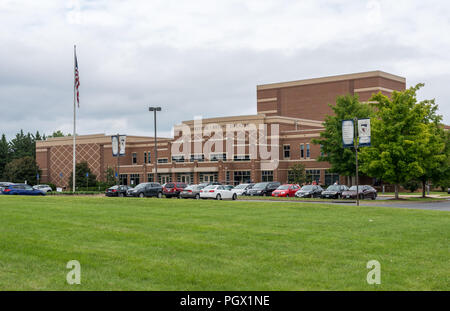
<box><xmin>36</xmin><ymin>71</ymin><xmax>406</xmax><ymax>187</ymax></box>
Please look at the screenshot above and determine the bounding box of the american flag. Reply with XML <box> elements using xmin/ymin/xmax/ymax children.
<box><xmin>74</xmin><ymin>48</ymin><xmax>80</xmax><ymax>107</ymax></box>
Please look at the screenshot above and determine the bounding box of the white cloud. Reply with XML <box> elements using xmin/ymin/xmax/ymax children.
<box><xmin>0</xmin><ymin>0</ymin><xmax>449</xmax><ymax>139</ymax></box>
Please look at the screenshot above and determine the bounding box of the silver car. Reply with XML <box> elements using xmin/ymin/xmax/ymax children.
<box><xmin>33</xmin><ymin>184</ymin><xmax>53</xmax><ymax>193</ymax></box>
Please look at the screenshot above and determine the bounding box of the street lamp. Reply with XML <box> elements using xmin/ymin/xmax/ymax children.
<box><xmin>149</xmin><ymin>106</ymin><xmax>162</xmax><ymax>183</ymax></box>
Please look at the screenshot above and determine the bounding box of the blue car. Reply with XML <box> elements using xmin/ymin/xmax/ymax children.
<box><xmin>2</xmin><ymin>184</ymin><xmax>46</xmax><ymax>196</ymax></box>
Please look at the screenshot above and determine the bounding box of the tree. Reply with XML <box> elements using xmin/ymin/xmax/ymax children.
<box><xmin>35</xmin><ymin>131</ymin><xmax>42</xmax><ymax>141</ymax></box>
<box><xmin>68</xmin><ymin>161</ymin><xmax>97</xmax><ymax>190</ymax></box>
<box><xmin>431</xmin><ymin>130</ymin><xmax>450</xmax><ymax>191</ymax></box>
<box><xmin>9</xmin><ymin>130</ymin><xmax>35</xmax><ymax>160</ymax></box>
<box><xmin>287</xmin><ymin>163</ymin><xmax>308</xmax><ymax>185</ymax></box>
<box><xmin>359</xmin><ymin>84</ymin><xmax>447</xmax><ymax>199</ymax></box>
<box><xmin>3</xmin><ymin>156</ymin><xmax>41</xmax><ymax>185</ymax></box>
<box><xmin>0</xmin><ymin>134</ymin><xmax>10</xmax><ymax>179</ymax></box>
<box><xmin>48</xmin><ymin>130</ymin><xmax>65</xmax><ymax>138</ymax></box>
<box><xmin>312</xmin><ymin>94</ymin><xmax>374</xmax><ymax>184</ymax></box>
<box><xmin>105</xmin><ymin>167</ymin><xmax>117</xmax><ymax>187</ymax></box>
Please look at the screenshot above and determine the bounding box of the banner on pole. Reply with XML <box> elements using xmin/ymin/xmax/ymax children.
<box><xmin>112</xmin><ymin>135</ymin><xmax>119</xmax><ymax>157</ymax></box>
<box><xmin>358</xmin><ymin>118</ymin><xmax>371</xmax><ymax>147</ymax></box>
<box><xmin>119</xmin><ymin>135</ymin><xmax>126</xmax><ymax>156</ymax></box>
<box><xmin>342</xmin><ymin>120</ymin><xmax>354</xmax><ymax>148</ymax></box>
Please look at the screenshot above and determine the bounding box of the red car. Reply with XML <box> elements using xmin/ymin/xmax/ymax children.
<box><xmin>271</xmin><ymin>184</ymin><xmax>300</xmax><ymax>197</ymax></box>
<box><xmin>162</xmin><ymin>182</ymin><xmax>187</xmax><ymax>198</ymax></box>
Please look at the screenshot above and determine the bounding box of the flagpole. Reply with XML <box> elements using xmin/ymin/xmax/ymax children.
<box><xmin>73</xmin><ymin>45</ymin><xmax>77</xmax><ymax>193</ymax></box>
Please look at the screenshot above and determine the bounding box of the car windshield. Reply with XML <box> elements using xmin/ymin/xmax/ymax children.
<box><xmin>234</xmin><ymin>184</ymin><xmax>247</xmax><ymax>189</ymax></box>
<box><xmin>165</xmin><ymin>183</ymin><xmax>174</xmax><ymax>188</ymax></box>
<box><xmin>135</xmin><ymin>184</ymin><xmax>146</xmax><ymax>189</ymax></box>
<box><xmin>349</xmin><ymin>186</ymin><xmax>358</xmax><ymax>191</ymax></box>
<box><xmin>110</xmin><ymin>185</ymin><xmax>119</xmax><ymax>189</ymax></box>
<box><xmin>203</xmin><ymin>185</ymin><xmax>216</xmax><ymax>190</ymax></box>
<box><xmin>252</xmin><ymin>183</ymin><xmax>268</xmax><ymax>190</ymax></box>
<box><xmin>326</xmin><ymin>186</ymin><xmax>340</xmax><ymax>191</ymax></box>
<box><xmin>301</xmin><ymin>185</ymin><xmax>313</xmax><ymax>191</ymax></box>
<box><xmin>277</xmin><ymin>185</ymin><xmax>290</xmax><ymax>190</ymax></box>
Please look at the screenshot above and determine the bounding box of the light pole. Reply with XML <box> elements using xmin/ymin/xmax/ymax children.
<box><xmin>149</xmin><ymin>107</ymin><xmax>161</xmax><ymax>183</ymax></box>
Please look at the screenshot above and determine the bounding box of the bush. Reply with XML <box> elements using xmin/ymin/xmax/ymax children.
<box><xmin>46</xmin><ymin>183</ymin><xmax>56</xmax><ymax>191</ymax></box>
<box><xmin>402</xmin><ymin>179</ymin><xmax>420</xmax><ymax>193</ymax></box>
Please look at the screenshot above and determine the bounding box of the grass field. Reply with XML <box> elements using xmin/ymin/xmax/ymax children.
<box><xmin>0</xmin><ymin>196</ymin><xmax>448</xmax><ymax>290</ymax></box>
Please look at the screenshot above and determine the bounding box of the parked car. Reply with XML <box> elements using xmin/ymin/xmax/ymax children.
<box><xmin>200</xmin><ymin>185</ymin><xmax>237</xmax><ymax>200</ymax></box>
<box><xmin>295</xmin><ymin>185</ymin><xmax>324</xmax><ymax>198</ymax></box>
<box><xmin>247</xmin><ymin>182</ymin><xmax>281</xmax><ymax>196</ymax></box>
<box><xmin>33</xmin><ymin>184</ymin><xmax>53</xmax><ymax>193</ymax></box>
<box><xmin>320</xmin><ymin>184</ymin><xmax>349</xmax><ymax>199</ymax></box>
<box><xmin>271</xmin><ymin>184</ymin><xmax>301</xmax><ymax>197</ymax></box>
<box><xmin>180</xmin><ymin>185</ymin><xmax>205</xmax><ymax>199</ymax></box>
<box><xmin>0</xmin><ymin>182</ymin><xmax>14</xmax><ymax>194</ymax></box>
<box><xmin>105</xmin><ymin>185</ymin><xmax>132</xmax><ymax>197</ymax></box>
<box><xmin>342</xmin><ymin>185</ymin><xmax>377</xmax><ymax>200</ymax></box>
<box><xmin>127</xmin><ymin>182</ymin><xmax>163</xmax><ymax>198</ymax></box>
<box><xmin>163</xmin><ymin>182</ymin><xmax>187</xmax><ymax>198</ymax></box>
<box><xmin>231</xmin><ymin>183</ymin><xmax>254</xmax><ymax>196</ymax></box>
<box><xmin>2</xmin><ymin>184</ymin><xmax>46</xmax><ymax>196</ymax></box>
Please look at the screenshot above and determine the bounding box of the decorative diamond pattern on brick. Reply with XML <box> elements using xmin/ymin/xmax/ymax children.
<box><xmin>49</xmin><ymin>143</ymin><xmax>100</xmax><ymax>187</ymax></box>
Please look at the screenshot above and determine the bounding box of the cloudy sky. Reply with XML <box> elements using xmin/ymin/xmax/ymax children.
<box><xmin>1</xmin><ymin>0</ymin><xmax>449</xmax><ymax>139</ymax></box>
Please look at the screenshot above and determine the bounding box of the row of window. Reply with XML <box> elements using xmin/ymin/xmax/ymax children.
<box><xmin>284</xmin><ymin>144</ymin><xmax>313</xmax><ymax>159</ymax></box>
<box><xmin>131</xmin><ymin>152</ymin><xmax>252</xmax><ymax>164</ymax></box>
<box><xmin>119</xmin><ymin>169</ymin><xmax>338</xmax><ymax>186</ymax></box>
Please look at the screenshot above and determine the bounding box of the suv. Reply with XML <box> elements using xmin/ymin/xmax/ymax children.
<box><xmin>163</xmin><ymin>182</ymin><xmax>187</xmax><ymax>198</ymax></box>
<box><xmin>247</xmin><ymin>182</ymin><xmax>281</xmax><ymax>196</ymax></box>
<box><xmin>127</xmin><ymin>182</ymin><xmax>163</xmax><ymax>198</ymax></box>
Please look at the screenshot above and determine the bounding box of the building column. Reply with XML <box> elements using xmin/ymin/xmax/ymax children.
<box><xmin>320</xmin><ymin>169</ymin><xmax>325</xmax><ymax>185</ymax></box>
<box><xmin>218</xmin><ymin>161</ymin><xmax>224</xmax><ymax>183</ymax></box>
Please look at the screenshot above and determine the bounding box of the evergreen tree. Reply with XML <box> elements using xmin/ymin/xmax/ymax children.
<box><xmin>0</xmin><ymin>134</ymin><xmax>10</xmax><ymax>179</ymax></box>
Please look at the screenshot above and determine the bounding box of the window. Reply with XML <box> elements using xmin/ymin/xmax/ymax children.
<box><xmin>119</xmin><ymin>174</ymin><xmax>127</xmax><ymax>185</ymax></box>
<box><xmin>306</xmin><ymin>144</ymin><xmax>310</xmax><ymax>158</ymax></box>
<box><xmin>144</xmin><ymin>152</ymin><xmax>147</xmax><ymax>164</ymax></box>
<box><xmin>172</xmin><ymin>155</ymin><xmax>185</xmax><ymax>163</ymax></box>
<box><xmin>320</xmin><ymin>144</ymin><xmax>324</xmax><ymax>157</ymax></box>
<box><xmin>283</xmin><ymin>145</ymin><xmax>290</xmax><ymax>159</ymax></box>
<box><xmin>306</xmin><ymin>170</ymin><xmax>320</xmax><ymax>184</ymax></box>
<box><xmin>130</xmin><ymin>174</ymin><xmax>140</xmax><ymax>186</ymax></box>
<box><xmin>190</xmin><ymin>154</ymin><xmax>205</xmax><ymax>162</ymax></box>
<box><xmin>147</xmin><ymin>152</ymin><xmax>151</xmax><ymax>163</ymax></box>
<box><xmin>300</xmin><ymin>144</ymin><xmax>304</xmax><ymax>158</ymax></box>
<box><xmin>233</xmin><ymin>154</ymin><xmax>250</xmax><ymax>161</ymax></box>
<box><xmin>210</xmin><ymin>153</ymin><xmax>226</xmax><ymax>161</ymax></box>
<box><xmin>157</xmin><ymin>158</ymin><xmax>168</xmax><ymax>164</ymax></box>
<box><xmin>147</xmin><ymin>173</ymin><xmax>154</xmax><ymax>182</ymax></box>
<box><xmin>325</xmin><ymin>171</ymin><xmax>339</xmax><ymax>185</ymax></box>
<box><xmin>234</xmin><ymin>171</ymin><xmax>251</xmax><ymax>185</ymax></box>
<box><xmin>132</xmin><ymin>153</ymin><xmax>137</xmax><ymax>164</ymax></box>
<box><xmin>199</xmin><ymin>172</ymin><xmax>218</xmax><ymax>182</ymax></box>
<box><xmin>261</xmin><ymin>170</ymin><xmax>273</xmax><ymax>182</ymax></box>
<box><xmin>159</xmin><ymin>174</ymin><xmax>172</xmax><ymax>184</ymax></box>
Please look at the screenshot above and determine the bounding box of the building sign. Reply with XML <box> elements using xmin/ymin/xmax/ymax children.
<box><xmin>119</xmin><ymin>135</ymin><xmax>126</xmax><ymax>156</ymax></box>
<box><xmin>112</xmin><ymin>135</ymin><xmax>119</xmax><ymax>156</ymax></box>
<box><xmin>358</xmin><ymin>118</ymin><xmax>371</xmax><ymax>147</ymax></box>
<box><xmin>342</xmin><ymin>120</ymin><xmax>354</xmax><ymax>148</ymax></box>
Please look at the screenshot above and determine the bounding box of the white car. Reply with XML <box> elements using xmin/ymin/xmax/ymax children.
<box><xmin>200</xmin><ymin>185</ymin><xmax>237</xmax><ymax>200</ymax></box>
<box><xmin>33</xmin><ymin>184</ymin><xmax>52</xmax><ymax>193</ymax></box>
<box><xmin>231</xmin><ymin>183</ymin><xmax>254</xmax><ymax>196</ymax></box>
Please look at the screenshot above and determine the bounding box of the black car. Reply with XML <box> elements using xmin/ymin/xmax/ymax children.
<box><xmin>247</xmin><ymin>182</ymin><xmax>281</xmax><ymax>196</ymax></box>
<box><xmin>295</xmin><ymin>185</ymin><xmax>324</xmax><ymax>198</ymax></box>
<box><xmin>105</xmin><ymin>185</ymin><xmax>132</xmax><ymax>197</ymax></box>
<box><xmin>321</xmin><ymin>184</ymin><xmax>349</xmax><ymax>199</ymax></box>
<box><xmin>180</xmin><ymin>185</ymin><xmax>205</xmax><ymax>199</ymax></box>
<box><xmin>127</xmin><ymin>182</ymin><xmax>163</xmax><ymax>198</ymax></box>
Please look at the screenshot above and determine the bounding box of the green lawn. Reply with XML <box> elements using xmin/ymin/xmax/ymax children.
<box><xmin>0</xmin><ymin>196</ymin><xmax>448</xmax><ymax>290</ymax></box>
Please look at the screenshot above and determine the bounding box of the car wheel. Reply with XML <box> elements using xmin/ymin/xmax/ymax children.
<box><xmin>139</xmin><ymin>193</ymin><xmax>144</xmax><ymax>198</ymax></box>
<box><xmin>232</xmin><ymin>194</ymin><xmax>237</xmax><ymax>200</ymax></box>
<box><xmin>216</xmin><ymin>194</ymin><xmax>221</xmax><ymax>200</ymax></box>
<box><xmin>157</xmin><ymin>192</ymin><xmax>162</xmax><ymax>198</ymax></box>
<box><xmin>372</xmin><ymin>195</ymin><xmax>376</xmax><ymax>200</ymax></box>
<box><xmin>195</xmin><ymin>194</ymin><xmax>200</xmax><ymax>200</ymax></box>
